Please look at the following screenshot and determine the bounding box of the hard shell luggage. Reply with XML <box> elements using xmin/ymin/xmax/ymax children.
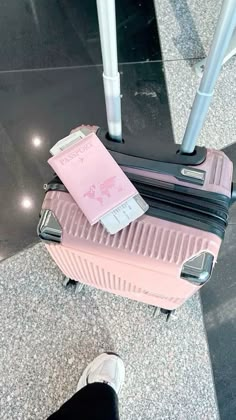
<box><xmin>38</xmin><ymin>0</ymin><xmax>236</xmax><ymax>314</ymax></box>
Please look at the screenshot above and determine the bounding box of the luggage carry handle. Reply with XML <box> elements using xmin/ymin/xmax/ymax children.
<box><xmin>97</xmin><ymin>0</ymin><xmax>236</xmax><ymax>154</ymax></box>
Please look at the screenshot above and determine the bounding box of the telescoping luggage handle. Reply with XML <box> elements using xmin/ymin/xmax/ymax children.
<box><xmin>181</xmin><ymin>0</ymin><xmax>236</xmax><ymax>154</ymax></box>
<box><xmin>96</xmin><ymin>0</ymin><xmax>122</xmax><ymax>142</ymax></box>
<box><xmin>97</xmin><ymin>0</ymin><xmax>236</xmax><ymax>153</ymax></box>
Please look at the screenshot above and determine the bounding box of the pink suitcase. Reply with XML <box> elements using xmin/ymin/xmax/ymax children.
<box><xmin>38</xmin><ymin>0</ymin><xmax>236</xmax><ymax>315</ymax></box>
<box><xmin>38</xmin><ymin>143</ymin><xmax>233</xmax><ymax>312</ymax></box>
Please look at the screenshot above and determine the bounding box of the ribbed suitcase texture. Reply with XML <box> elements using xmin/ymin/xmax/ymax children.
<box><xmin>42</xmin><ymin>190</ymin><xmax>220</xmax><ymax>310</ymax></box>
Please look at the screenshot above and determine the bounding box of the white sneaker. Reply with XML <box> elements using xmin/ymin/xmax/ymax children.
<box><xmin>77</xmin><ymin>353</ymin><xmax>125</xmax><ymax>394</ymax></box>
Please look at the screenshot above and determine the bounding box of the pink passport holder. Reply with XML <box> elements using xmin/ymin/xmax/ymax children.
<box><xmin>48</xmin><ymin>133</ymin><xmax>140</xmax><ymax>226</ymax></box>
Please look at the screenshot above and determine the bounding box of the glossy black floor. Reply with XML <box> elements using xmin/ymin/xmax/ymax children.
<box><xmin>0</xmin><ymin>1</ymin><xmax>236</xmax><ymax>419</ymax></box>
<box><xmin>0</xmin><ymin>0</ymin><xmax>173</xmax><ymax>261</ymax></box>
<box><xmin>0</xmin><ymin>0</ymin><xmax>161</xmax><ymax>70</ymax></box>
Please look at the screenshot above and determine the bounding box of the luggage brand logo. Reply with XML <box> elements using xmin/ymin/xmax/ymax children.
<box><xmin>59</xmin><ymin>142</ymin><xmax>93</xmax><ymax>165</ymax></box>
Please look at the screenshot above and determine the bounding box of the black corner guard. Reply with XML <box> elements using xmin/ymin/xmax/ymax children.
<box><xmin>231</xmin><ymin>182</ymin><xmax>236</xmax><ymax>205</ymax></box>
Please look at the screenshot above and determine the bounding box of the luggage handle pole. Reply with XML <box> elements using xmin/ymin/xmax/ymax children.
<box><xmin>96</xmin><ymin>0</ymin><xmax>122</xmax><ymax>142</ymax></box>
<box><xmin>181</xmin><ymin>0</ymin><xmax>236</xmax><ymax>154</ymax></box>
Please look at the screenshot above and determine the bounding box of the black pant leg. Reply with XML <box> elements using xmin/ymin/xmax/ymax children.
<box><xmin>47</xmin><ymin>383</ymin><xmax>120</xmax><ymax>420</ymax></box>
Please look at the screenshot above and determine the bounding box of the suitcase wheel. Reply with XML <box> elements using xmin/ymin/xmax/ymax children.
<box><xmin>160</xmin><ymin>308</ymin><xmax>175</xmax><ymax>322</ymax></box>
<box><xmin>152</xmin><ymin>307</ymin><xmax>177</xmax><ymax>322</ymax></box>
<box><xmin>63</xmin><ymin>276</ymin><xmax>85</xmax><ymax>292</ymax></box>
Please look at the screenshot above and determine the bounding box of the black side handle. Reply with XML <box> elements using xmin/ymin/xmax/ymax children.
<box><xmin>231</xmin><ymin>182</ymin><xmax>236</xmax><ymax>205</ymax></box>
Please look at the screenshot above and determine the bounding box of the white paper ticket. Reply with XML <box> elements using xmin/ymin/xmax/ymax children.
<box><xmin>100</xmin><ymin>194</ymin><xmax>149</xmax><ymax>234</ymax></box>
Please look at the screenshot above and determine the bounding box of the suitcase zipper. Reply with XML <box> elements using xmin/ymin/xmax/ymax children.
<box><xmin>45</xmin><ymin>178</ymin><xmax>228</xmax><ymax>239</ymax></box>
<box><xmin>132</xmin><ymin>182</ymin><xmax>228</xmax><ymax>238</ymax></box>
<box><xmin>144</xmin><ymin>196</ymin><xmax>226</xmax><ymax>239</ymax></box>
<box><xmin>126</xmin><ymin>172</ymin><xmax>230</xmax><ymax>207</ymax></box>
<box><xmin>132</xmin><ymin>181</ymin><xmax>228</xmax><ymax>223</ymax></box>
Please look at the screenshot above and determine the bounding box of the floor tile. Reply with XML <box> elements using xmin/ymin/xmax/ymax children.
<box><xmin>159</xmin><ymin>13</ymin><xmax>236</xmax><ymax>416</ymax></box>
<box><xmin>202</xmin><ymin>142</ymin><xmax>236</xmax><ymax>420</ymax></box>
<box><xmin>0</xmin><ymin>62</ymin><xmax>174</xmax><ymax>261</ymax></box>
<box><xmin>0</xmin><ymin>243</ymin><xmax>219</xmax><ymax>420</ymax></box>
<box><xmin>201</xmin><ymin>224</ymin><xmax>236</xmax><ymax>420</ymax></box>
<box><xmin>0</xmin><ymin>0</ymin><xmax>161</xmax><ymax>71</ymax></box>
<box><xmin>223</xmin><ymin>142</ymin><xmax>236</xmax><ymax>224</ymax></box>
<box><xmin>154</xmin><ymin>0</ymin><xmax>221</xmax><ymax>60</ymax></box>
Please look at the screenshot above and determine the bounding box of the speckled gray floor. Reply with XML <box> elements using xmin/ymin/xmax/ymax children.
<box><xmin>154</xmin><ymin>0</ymin><xmax>221</xmax><ymax>60</ymax></box>
<box><xmin>0</xmin><ymin>244</ymin><xmax>219</xmax><ymax>420</ymax></box>
<box><xmin>164</xmin><ymin>57</ymin><xmax>236</xmax><ymax>149</ymax></box>
<box><xmin>155</xmin><ymin>0</ymin><xmax>236</xmax><ymax>149</ymax></box>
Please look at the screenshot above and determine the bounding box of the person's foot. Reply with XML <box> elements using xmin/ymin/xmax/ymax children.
<box><xmin>77</xmin><ymin>353</ymin><xmax>125</xmax><ymax>394</ymax></box>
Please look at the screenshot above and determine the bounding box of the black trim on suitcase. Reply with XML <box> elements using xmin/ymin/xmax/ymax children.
<box><xmin>43</xmin><ymin>176</ymin><xmax>230</xmax><ymax>240</ymax></box>
<box><xmin>127</xmin><ymin>172</ymin><xmax>231</xmax><ymax>206</ymax></box>
<box><xmin>109</xmin><ymin>150</ymin><xmax>206</xmax><ymax>186</ymax></box>
<box><xmin>96</xmin><ymin>128</ymin><xmax>207</xmax><ymax>166</ymax></box>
